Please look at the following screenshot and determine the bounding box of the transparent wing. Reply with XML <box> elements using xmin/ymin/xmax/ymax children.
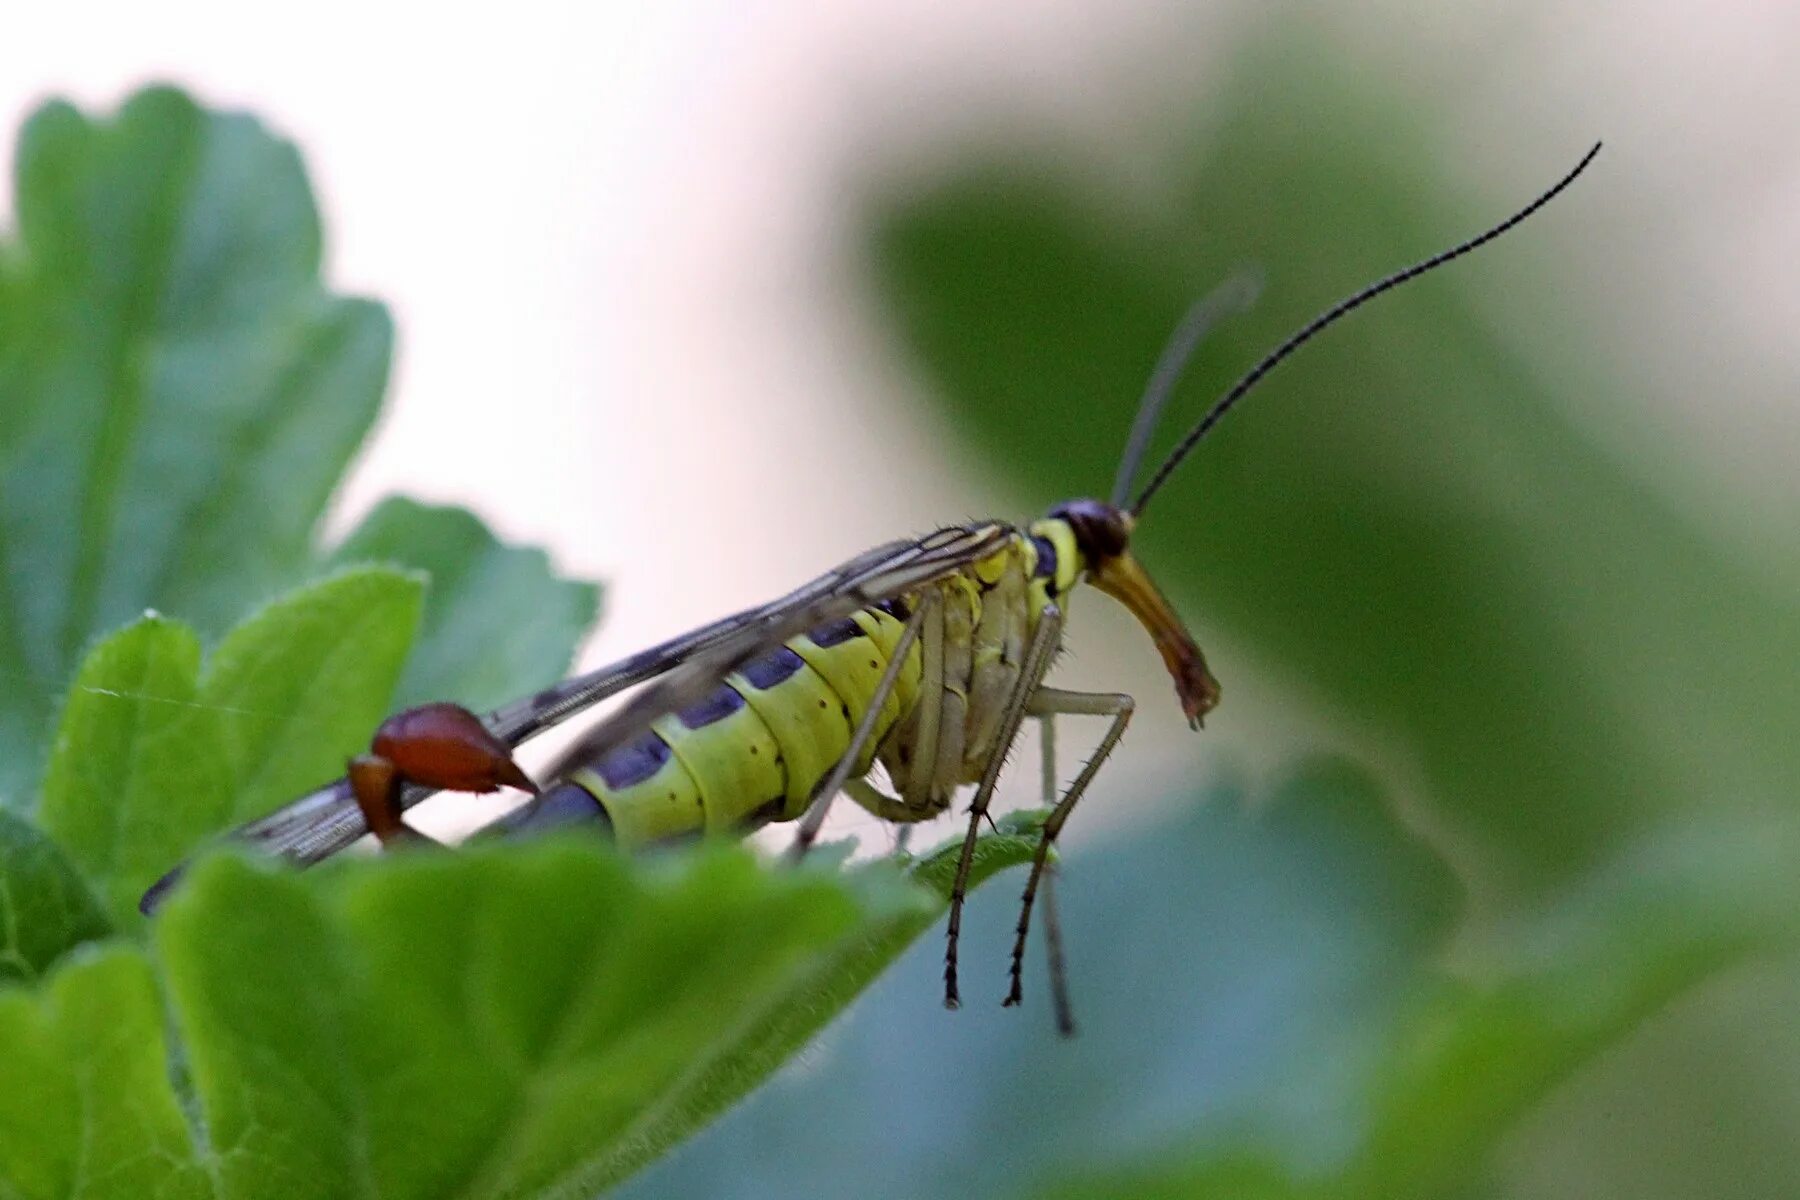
<box><xmin>142</xmin><ymin>523</ymin><xmax>1010</xmax><ymax>907</ymax></box>
<box><xmin>540</xmin><ymin>521</ymin><xmax>1014</xmax><ymax>780</ymax></box>
<box><xmin>138</xmin><ymin>600</ymin><xmax>787</xmax><ymax>911</ymax></box>
<box><xmin>193</xmin><ymin>599</ymin><xmax>785</xmax><ymax>870</ymax></box>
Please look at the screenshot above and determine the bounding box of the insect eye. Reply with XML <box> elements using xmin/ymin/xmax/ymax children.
<box><xmin>1048</xmin><ymin>498</ymin><xmax>1131</xmax><ymax>563</ymax></box>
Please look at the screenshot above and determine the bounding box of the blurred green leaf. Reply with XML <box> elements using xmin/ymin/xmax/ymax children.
<box><xmin>622</xmin><ymin>763</ymin><xmax>1461</xmax><ymax>1199</ymax></box>
<box><xmin>634</xmin><ymin>814</ymin><xmax>1044</xmax><ymax>1174</ymax></box>
<box><xmin>868</xmin><ymin>47</ymin><xmax>1800</xmax><ymax>892</ymax></box>
<box><xmin>0</xmin><ymin>86</ymin><xmax>393</xmax><ymax>807</ymax></box>
<box><xmin>1493</xmin><ymin>953</ymin><xmax>1800</xmax><ymax>1199</ymax></box>
<box><xmin>332</xmin><ymin>496</ymin><xmax>600</xmax><ymax>713</ymax></box>
<box><xmin>0</xmin><ymin>811</ymin><xmax>110</xmax><ymax>984</ymax></box>
<box><xmin>0</xmin><ymin>946</ymin><xmax>210</xmax><ymax>1200</ymax></box>
<box><xmin>623</xmin><ymin>766</ymin><xmax>1800</xmax><ymax>1200</ymax></box>
<box><xmin>1043</xmin><ymin>808</ymin><xmax>1800</xmax><ymax>1199</ymax></box>
<box><xmin>0</xmin><ymin>826</ymin><xmax>1032</xmax><ymax>1200</ymax></box>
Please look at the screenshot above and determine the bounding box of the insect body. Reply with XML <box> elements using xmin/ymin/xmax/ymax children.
<box><xmin>144</xmin><ymin>145</ymin><xmax>1601</xmax><ymax>1027</ymax></box>
<box><xmin>480</xmin><ymin>504</ymin><xmax>1214</xmax><ymax>1014</ymax></box>
<box><xmin>511</xmin><ymin>512</ymin><xmax>1205</xmax><ymax>848</ymax></box>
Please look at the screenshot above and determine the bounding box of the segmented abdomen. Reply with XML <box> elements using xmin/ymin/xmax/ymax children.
<box><xmin>554</xmin><ymin>600</ymin><xmax>923</xmax><ymax>847</ymax></box>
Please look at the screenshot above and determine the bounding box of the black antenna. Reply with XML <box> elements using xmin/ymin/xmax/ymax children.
<box><xmin>1130</xmin><ymin>141</ymin><xmax>1602</xmax><ymax>516</ymax></box>
<box><xmin>1108</xmin><ymin>271</ymin><xmax>1262</xmax><ymax>509</ymax></box>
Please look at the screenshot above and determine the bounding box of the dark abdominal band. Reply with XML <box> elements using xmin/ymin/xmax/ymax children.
<box><xmin>499</xmin><ymin>610</ymin><xmax>891</xmax><ymax>844</ymax></box>
<box><xmin>484</xmin><ymin>781</ymin><xmax>615</xmax><ymax>839</ymax></box>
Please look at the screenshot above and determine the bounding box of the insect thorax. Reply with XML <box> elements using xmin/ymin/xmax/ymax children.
<box><xmin>875</xmin><ymin>527</ymin><xmax>1068</xmax><ymax>809</ymax></box>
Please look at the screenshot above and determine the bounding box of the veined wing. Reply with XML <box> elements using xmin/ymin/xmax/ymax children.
<box><xmin>538</xmin><ymin>521</ymin><xmax>1013</xmax><ymax>782</ymax></box>
<box><xmin>141</xmin><ymin>524</ymin><xmax>1009</xmax><ymax>908</ymax></box>
<box><xmin>193</xmin><ymin>602</ymin><xmax>767</xmax><ymax>868</ymax></box>
<box><xmin>138</xmin><ymin>600</ymin><xmax>791</xmax><ymax>911</ymax></box>
<box><xmin>484</xmin><ymin>535</ymin><xmax>930</xmax><ymax>747</ymax></box>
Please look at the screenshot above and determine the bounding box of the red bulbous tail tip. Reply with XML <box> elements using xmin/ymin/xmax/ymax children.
<box><xmin>370</xmin><ymin>702</ymin><xmax>540</xmax><ymax>795</ymax></box>
<box><xmin>351</xmin><ymin>703</ymin><xmax>538</xmax><ymax>848</ymax></box>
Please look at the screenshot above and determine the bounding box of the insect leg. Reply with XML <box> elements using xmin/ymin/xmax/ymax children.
<box><xmin>787</xmin><ymin>592</ymin><xmax>932</xmax><ymax>861</ymax></box>
<box><xmin>902</xmin><ymin>583</ymin><xmax>947</xmax><ymax>813</ymax></box>
<box><xmin>1034</xmin><ymin>710</ymin><xmax>1077</xmax><ymax>1037</ymax></box>
<box><xmin>944</xmin><ymin>602</ymin><xmax>1064</xmax><ymax>1009</ymax></box>
<box><xmin>1005</xmin><ymin>687</ymin><xmax>1133</xmax><ymax>1011</ymax></box>
<box><xmin>843</xmin><ymin>777</ymin><xmax>926</xmax><ymax>822</ymax></box>
<box><xmin>1039</xmin><ymin>861</ymin><xmax>1075</xmax><ymax>1036</ymax></box>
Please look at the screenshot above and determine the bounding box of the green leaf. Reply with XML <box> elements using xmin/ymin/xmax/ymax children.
<box><xmin>36</xmin><ymin>617</ymin><xmax>234</xmax><ymax>928</ymax></box>
<box><xmin>0</xmin><ymin>829</ymin><xmax>1029</xmax><ymax>1200</ymax></box>
<box><xmin>0</xmin><ymin>810</ymin><xmax>111</xmax><ymax>984</ymax></box>
<box><xmin>1037</xmin><ymin>810</ymin><xmax>1800</xmax><ymax>1200</ymax></box>
<box><xmin>0</xmin><ymin>945</ymin><xmax>210</xmax><ymax>1200</ymax></box>
<box><xmin>601</xmin><ymin>818</ymin><xmax>1041</xmax><ymax>1183</ymax></box>
<box><xmin>34</xmin><ymin>570</ymin><xmax>420</xmax><ymax>928</ymax></box>
<box><xmin>0</xmin><ymin>85</ymin><xmax>393</xmax><ymax>807</ymax></box>
<box><xmin>152</xmin><ymin>833</ymin><xmax>1031</xmax><ymax>1199</ymax></box>
<box><xmin>619</xmin><ymin>765</ymin><xmax>1800</xmax><ymax>1200</ymax></box>
<box><xmin>201</xmin><ymin>566</ymin><xmax>423</xmax><ymax>824</ymax></box>
<box><xmin>331</xmin><ymin>496</ymin><xmax>600</xmax><ymax>713</ymax></box>
<box><xmin>621</xmin><ymin>762</ymin><xmax>1461</xmax><ymax>1200</ymax></box>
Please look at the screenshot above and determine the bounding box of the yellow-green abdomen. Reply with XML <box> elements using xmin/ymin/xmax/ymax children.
<box><xmin>565</xmin><ymin>601</ymin><xmax>922</xmax><ymax>848</ymax></box>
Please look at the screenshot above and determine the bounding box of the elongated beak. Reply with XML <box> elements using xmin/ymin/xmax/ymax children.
<box><xmin>1090</xmin><ymin>552</ymin><xmax>1220</xmax><ymax>728</ymax></box>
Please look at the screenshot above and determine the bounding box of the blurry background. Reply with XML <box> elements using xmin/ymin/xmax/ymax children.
<box><xmin>4</xmin><ymin>2</ymin><xmax>1798</xmax><ymax>1196</ymax></box>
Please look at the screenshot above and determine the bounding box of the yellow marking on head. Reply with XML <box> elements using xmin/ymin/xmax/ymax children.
<box><xmin>1026</xmin><ymin>519</ymin><xmax>1082</xmax><ymax>595</ymax></box>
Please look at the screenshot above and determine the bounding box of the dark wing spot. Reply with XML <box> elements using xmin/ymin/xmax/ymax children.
<box><xmin>742</xmin><ymin>646</ymin><xmax>804</xmax><ymax>690</ymax></box>
<box><xmin>677</xmin><ymin>683</ymin><xmax>746</xmax><ymax>729</ymax></box>
<box><xmin>808</xmin><ymin>616</ymin><xmax>864</xmax><ymax>647</ymax></box>
<box><xmin>594</xmin><ymin>731</ymin><xmax>672</xmax><ymax>789</ymax></box>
